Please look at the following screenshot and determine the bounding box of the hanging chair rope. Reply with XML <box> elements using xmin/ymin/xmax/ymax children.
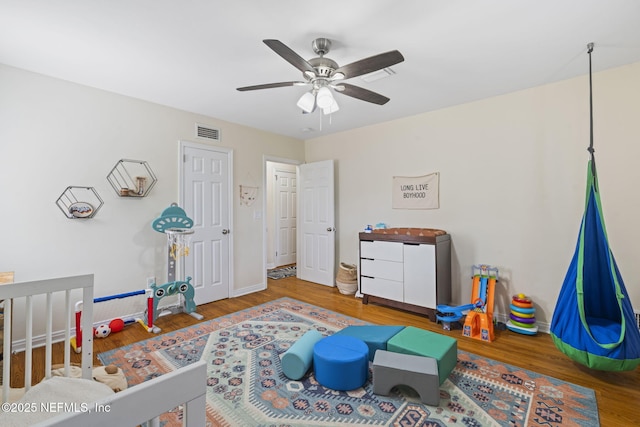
<box><xmin>587</xmin><ymin>42</ymin><xmax>598</xmax><ymax>190</ymax></box>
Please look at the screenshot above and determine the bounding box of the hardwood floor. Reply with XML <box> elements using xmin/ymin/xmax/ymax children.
<box><xmin>11</xmin><ymin>276</ymin><xmax>639</xmax><ymax>425</ymax></box>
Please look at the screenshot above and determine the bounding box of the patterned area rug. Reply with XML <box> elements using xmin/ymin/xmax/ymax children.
<box><xmin>99</xmin><ymin>298</ymin><xmax>599</xmax><ymax>426</ymax></box>
<box><xmin>267</xmin><ymin>266</ymin><xmax>296</xmax><ymax>280</ymax></box>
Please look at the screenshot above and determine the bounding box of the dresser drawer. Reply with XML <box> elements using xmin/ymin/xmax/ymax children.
<box><xmin>360</xmin><ymin>259</ymin><xmax>403</xmax><ymax>281</ymax></box>
<box><xmin>360</xmin><ymin>240</ymin><xmax>403</xmax><ymax>262</ymax></box>
<box><xmin>361</xmin><ymin>277</ymin><xmax>403</xmax><ymax>302</ymax></box>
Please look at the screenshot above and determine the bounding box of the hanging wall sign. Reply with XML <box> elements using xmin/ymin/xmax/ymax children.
<box><xmin>392</xmin><ymin>172</ymin><xmax>440</xmax><ymax>209</ymax></box>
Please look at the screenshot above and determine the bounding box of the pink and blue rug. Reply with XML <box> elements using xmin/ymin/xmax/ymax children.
<box><xmin>99</xmin><ymin>297</ymin><xmax>599</xmax><ymax>426</ymax></box>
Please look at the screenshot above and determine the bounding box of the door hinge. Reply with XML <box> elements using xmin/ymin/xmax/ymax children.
<box><xmin>183</xmin><ymin>154</ymin><xmax>187</xmax><ymax>163</ymax></box>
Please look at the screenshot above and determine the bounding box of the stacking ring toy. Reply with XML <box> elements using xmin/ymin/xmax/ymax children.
<box><xmin>509</xmin><ymin>313</ymin><xmax>536</xmax><ymax>324</ymax></box>
<box><xmin>507</xmin><ymin>293</ymin><xmax>538</xmax><ymax>335</ymax></box>
<box><xmin>509</xmin><ymin>304</ymin><xmax>535</xmax><ymax>314</ymax></box>
<box><xmin>510</xmin><ymin>309</ymin><xmax>534</xmax><ymax>318</ymax></box>
<box><xmin>511</xmin><ymin>299</ymin><xmax>533</xmax><ymax>309</ymax></box>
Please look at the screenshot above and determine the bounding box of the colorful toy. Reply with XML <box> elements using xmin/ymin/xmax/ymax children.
<box><xmin>437</xmin><ymin>264</ymin><xmax>498</xmax><ymax>342</ymax></box>
<box><xmin>436</xmin><ymin>302</ymin><xmax>477</xmax><ymax>330</ymax></box>
<box><xmin>142</xmin><ymin>276</ymin><xmax>202</xmax><ymax>333</ymax></box>
<box><xmin>507</xmin><ymin>294</ymin><xmax>538</xmax><ymax>335</ymax></box>
<box><xmin>462</xmin><ymin>265</ymin><xmax>498</xmax><ymax>342</ymax></box>
<box><xmin>71</xmin><ymin>290</ymin><xmax>147</xmax><ymax>353</ymax></box>
<box><xmin>109</xmin><ymin>317</ymin><xmax>125</xmax><ymax>333</ymax></box>
<box><xmin>144</xmin><ymin>203</ymin><xmax>203</xmax><ymax>333</ymax></box>
<box><xmin>94</xmin><ymin>324</ymin><xmax>111</xmax><ymax>338</ymax></box>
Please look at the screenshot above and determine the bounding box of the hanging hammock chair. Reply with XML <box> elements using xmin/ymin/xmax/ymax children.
<box><xmin>550</xmin><ymin>44</ymin><xmax>640</xmax><ymax>372</ymax></box>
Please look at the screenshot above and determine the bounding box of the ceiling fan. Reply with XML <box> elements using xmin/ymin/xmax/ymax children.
<box><xmin>237</xmin><ymin>38</ymin><xmax>404</xmax><ymax>115</ymax></box>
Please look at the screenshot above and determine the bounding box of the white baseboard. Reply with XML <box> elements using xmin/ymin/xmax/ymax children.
<box><xmin>11</xmin><ymin>332</ymin><xmax>67</xmax><ymax>354</ymax></box>
<box><xmin>10</xmin><ymin>308</ymin><xmax>168</xmax><ymax>353</ymax></box>
<box><xmin>233</xmin><ymin>283</ymin><xmax>266</xmax><ymax>297</ymax></box>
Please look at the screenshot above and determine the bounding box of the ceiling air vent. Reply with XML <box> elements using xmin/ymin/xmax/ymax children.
<box><xmin>196</xmin><ymin>123</ymin><xmax>221</xmax><ymax>141</ymax></box>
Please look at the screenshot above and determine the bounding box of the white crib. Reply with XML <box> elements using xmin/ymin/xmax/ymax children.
<box><xmin>0</xmin><ymin>274</ymin><xmax>205</xmax><ymax>426</ymax></box>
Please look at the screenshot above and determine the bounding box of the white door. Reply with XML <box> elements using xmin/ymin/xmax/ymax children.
<box><xmin>180</xmin><ymin>141</ymin><xmax>232</xmax><ymax>305</ymax></box>
<box><xmin>275</xmin><ymin>168</ymin><xmax>297</xmax><ymax>267</ymax></box>
<box><xmin>297</xmin><ymin>160</ymin><xmax>335</xmax><ymax>286</ymax></box>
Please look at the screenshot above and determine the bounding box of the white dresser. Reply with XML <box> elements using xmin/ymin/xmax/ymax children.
<box><xmin>359</xmin><ymin>230</ymin><xmax>451</xmax><ymax>321</ymax></box>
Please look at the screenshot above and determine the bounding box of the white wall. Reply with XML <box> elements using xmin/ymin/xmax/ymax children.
<box><xmin>0</xmin><ymin>65</ymin><xmax>304</xmax><ymax>302</ymax></box>
<box><xmin>305</xmin><ymin>62</ymin><xmax>640</xmax><ymax>329</ymax></box>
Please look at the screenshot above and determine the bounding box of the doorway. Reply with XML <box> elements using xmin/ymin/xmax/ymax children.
<box><xmin>266</xmin><ymin>159</ymin><xmax>299</xmax><ymax>270</ymax></box>
<box><xmin>264</xmin><ymin>158</ymin><xmax>336</xmax><ymax>287</ymax></box>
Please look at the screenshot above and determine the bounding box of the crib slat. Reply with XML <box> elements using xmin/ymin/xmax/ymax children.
<box><xmin>2</xmin><ymin>298</ymin><xmax>11</xmax><ymax>403</ymax></box>
<box><xmin>45</xmin><ymin>292</ymin><xmax>53</xmax><ymax>379</ymax></box>
<box><xmin>80</xmin><ymin>283</ymin><xmax>94</xmax><ymax>380</ymax></box>
<box><xmin>25</xmin><ymin>295</ymin><xmax>33</xmax><ymax>391</ymax></box>
<box><xmin>64</xmin><ymin>289</ymin><xmax>72</xmax><ymax>376</ymax></box>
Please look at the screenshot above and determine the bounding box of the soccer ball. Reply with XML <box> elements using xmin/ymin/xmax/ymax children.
<box><xmin>94</xmin><ymin>324</ymin><xmax>111</xmax><ymax>338</ymax></box>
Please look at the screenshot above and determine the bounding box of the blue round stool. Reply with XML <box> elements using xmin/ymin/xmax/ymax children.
<box><xmin>313</xmin><ymin>334</ymin><xmax>369</xmax><ymax>391</ymax></box>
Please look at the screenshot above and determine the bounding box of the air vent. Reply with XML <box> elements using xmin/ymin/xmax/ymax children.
<box><xmin>196</xmin><ymin>123</ymin><xmax>220</xmax><ymax>141</ymax></box>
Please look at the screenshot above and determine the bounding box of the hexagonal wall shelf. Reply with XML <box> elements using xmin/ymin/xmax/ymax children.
<box><xmin>107</xmin><ymin>159</ymin><xmax>157</xmax><ymax>197</ymax></box>
<box><xmin>56</xmin><ymin>186</ymin><xmax>104</xmax><ymax>219</ymax></box>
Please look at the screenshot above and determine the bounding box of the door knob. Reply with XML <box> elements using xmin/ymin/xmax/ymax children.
<box><xmin>222</xmin><ymin>229</ymin><xmax>229</xmax><ymax>235</ymax></box>
<box><xmin>326</xmin><ymin>227</ymin><xmax>335</xmax><ymax>232</ymax></box>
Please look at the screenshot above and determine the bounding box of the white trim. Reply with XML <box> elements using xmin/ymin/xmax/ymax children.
<box><xmin>231</xmin><ymin>282</ymin><xmax>265</xmax><ymax>298</ymax></box>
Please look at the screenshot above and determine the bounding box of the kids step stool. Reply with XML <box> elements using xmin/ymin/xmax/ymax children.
<box><xmin>372</xmin><ymin>349</ymin><xmax>440</xmax><ymax>406</ymax></box>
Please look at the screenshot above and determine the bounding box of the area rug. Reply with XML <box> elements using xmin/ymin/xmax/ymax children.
<box><xmin>99</xmin><ymin>298</ymin><xmax>599</xmax><ymax>426</ymax></box>
<box><xmin>267</xmin><ymin>265</ymin><xmax>296</xmax><ymax>280</ymax></box>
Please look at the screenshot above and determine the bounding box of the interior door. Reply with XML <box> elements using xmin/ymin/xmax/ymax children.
<box><xmin>297</xmin><ymin>160</ymin><xmax>335</xmax><ymax>286</ymax></box>
<box><xmin>180</xmin><ymin>141</ymin><xmax>232</xmax><ymax>304</ymax></box>
<box><xmin>275</xmin><ymin>168</ymin><xmax>297</xmax><ymax>267</ymax></box>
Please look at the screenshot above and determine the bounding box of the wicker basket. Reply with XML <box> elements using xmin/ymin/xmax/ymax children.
<box><xmin>336</xmin><ymin>262</ymin><xmax>358</xmax><ymax>295</ymax></box>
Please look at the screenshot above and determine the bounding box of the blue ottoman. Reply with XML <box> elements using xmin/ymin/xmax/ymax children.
<box><xmin>281</xmin><ymin>330</ymin><xmax>323</xmax><ymax>380</ymax></box>
<box><xmin>313</xmin><ymin>335</ymin><xmax>369</xmax><ymax>391</ymax></box>
<box><xmin>335</xmin><ymin>325</ymin><xmax>405</xmax><ymax>361</ymax></box>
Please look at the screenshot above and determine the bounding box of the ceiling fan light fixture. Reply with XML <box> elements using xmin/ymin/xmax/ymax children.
<box><xmin>316</xmin><ymin>86</ymin><xmax>335</xmax><ymax>109</ymax></box>
<box><xmin>296</xmin><ymin>91</ymin><xmax>316</xmax><ymax>113</ymax></box>
<box><xmin>322</xmin><ymin>99</ymin><xmax>339</xmax><ymax>115</ymax></box>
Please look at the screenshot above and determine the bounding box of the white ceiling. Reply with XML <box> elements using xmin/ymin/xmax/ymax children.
<box><xmin>2</xmin><ymin>1</ymin><xmax>640</xmax><ymax>140</ymax></box>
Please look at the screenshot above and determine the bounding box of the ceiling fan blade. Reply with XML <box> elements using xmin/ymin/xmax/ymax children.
<box><xmin>334</xmin><ymin>83</ymin><xmax>390</xmax><ymax>105</ymax></box>
<box><xmin>236</xmin><ymin>81</ymin><xmax>305</xmax><ymax>91</ymax></box>
<box><xmin>263</xmin><ymin>39</ymin><xmax>317</xmax><ymax>76</ymax></box>
<box><xmin>333</xmin><ymin>50</ymin><xmax>404</xmax><ymax>80</ymax></box>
